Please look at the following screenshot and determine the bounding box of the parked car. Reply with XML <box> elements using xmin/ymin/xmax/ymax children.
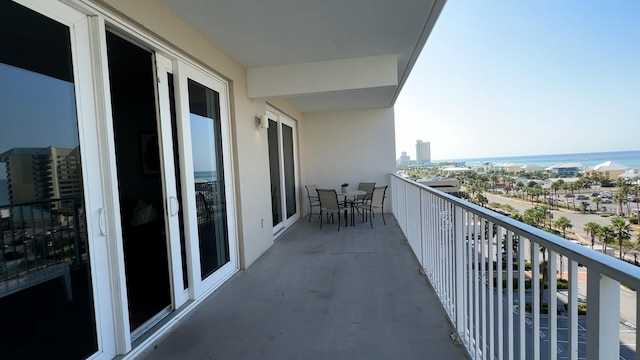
<box><xmin>564</xmin><ymin>193</ymin><xmax>575</xmax><ymax>198</ymax></box>
<box><xmin>576</xmin><ymin>195</ymin><xmax>589</xmax><ymax>200</ymax></box>
<box><xmin>601</xmin><ymin>199</ymin><xmax>613</xmax><ymax>204</ymax></box>
<box><xmin>592</xmin><ymin>192</ymin><xmax>601</xmax><ymax>197</ymax></box>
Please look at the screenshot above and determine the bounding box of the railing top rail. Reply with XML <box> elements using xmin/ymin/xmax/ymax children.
<box><xmin>392</xmin><ymin>173</ymin><xmax>640</xmax><ymax>288</ymax></box>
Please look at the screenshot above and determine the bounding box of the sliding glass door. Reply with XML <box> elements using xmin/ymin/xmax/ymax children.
<box><xmin>0</xmin><ymin>1</ymin><xmax>107</xmax><ymax>358</ymax></box>
<box><xmin>175</xmin><ymin>62</ymin><xmax>237</xmax><ymax>295</ymax></box>
<box><xmin>268</xmin><ymin>109</ymin><xmax>299</xmax><ymax>234</ymax></box>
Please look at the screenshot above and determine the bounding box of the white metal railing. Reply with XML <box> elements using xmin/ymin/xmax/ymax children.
<box><xmin>391</xmin><ymin>174</ymin><xmax>640</xmax><ymax>360</ymax></box>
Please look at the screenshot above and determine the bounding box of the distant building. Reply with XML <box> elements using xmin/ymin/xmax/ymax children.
<box><xmin>519</xmin><ymin>164</ymin><xmax>544</xmax><ymax>173</ymax></box>
<box><xmin>415</xmin><ymin>140</ymin><xmax>431</xmax><ymax>166</ymax></box>
<box><xmin>398</xmin><ymin>151</ymin><xmax>410</xmax><ymax>166</ymax></box>
<box><xmin>618</xmin><ymin>169</ymin><xmax>640</xmax><ymax>183</ymax></box>
<box><xmin>545</xmin><ymin>162</ymin><xmax>582</xmax><ymax>177</ymax></box>
<box><xmin>584</xmin><ymin>161</ymin><xmax>629</xmax><ymax>180</ymax></box>
<box><xmin>0</xmin><ymin>146</ymin><xmax>82</xmax><ymax>205</ymax></box>
<box><xmin>417</xmin><ymin>177</ymin><xmax>460</xmax><ymax>193</ymax></box>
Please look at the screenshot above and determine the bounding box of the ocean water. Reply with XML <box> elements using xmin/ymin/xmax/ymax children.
<box><xmin>439</xmin><ymin>150</ymin><xmax>640</xmax><ymax>169</ymax></box>
<box><xmin>194</xmin><ymin>170</ymin><xmax>217</xmax><ymax>182</ymax></box>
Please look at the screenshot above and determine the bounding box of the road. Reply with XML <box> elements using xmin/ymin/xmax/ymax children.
<box><xmin>484</xmin><ymin>192</ymin><xmax>638</xmax><ymax>251</ymax></box>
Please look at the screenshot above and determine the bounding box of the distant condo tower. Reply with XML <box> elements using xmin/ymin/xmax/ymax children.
<box><xmin>416</xmin><ymin>140</ymin><xmax>431</xmax><ymax>166</ymax></box>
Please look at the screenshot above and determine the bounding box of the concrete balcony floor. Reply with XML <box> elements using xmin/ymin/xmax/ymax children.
<box><xmin>141</xmin><ymin>214</ymin><xmax>469</xmax><ymax>360</ymax></box>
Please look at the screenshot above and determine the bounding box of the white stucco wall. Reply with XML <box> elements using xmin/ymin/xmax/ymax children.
<box><xmin>100</xmin><ymin>0</ymin><xmax>303</xmax><ymax>268</ymax></box>
<box><xmin>300</xmin><ymin>108</ymin><xmax>396</xmax><ymax>215</ymax></box>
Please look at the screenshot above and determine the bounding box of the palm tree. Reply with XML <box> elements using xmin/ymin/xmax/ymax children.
<box><xmin>516</xmin><ymin>182</ymin><xmax>525</xmax><ymax>199</ymax></box>
<box><xmin>597</xmin><ymin>225</ymin><xmax>615</xmax><ymax>253</ymax></box>
<box><xmin>475</xmin><ymin>193</ymin><xmax>488</xmax><ymax>207</ymax></box>
<box><xmin>632</xmin><ymin>184</ymin><xmax>640</xmax><ymax>217</ymax></box>
<box><xmin>583</xmin><ymin>222</ymin><xmax>601</xmax><ymax>248</ymax></box>
<box><xmin>551</xmin><ymin>180</ymin><xmax>563</xmax><ymax>204</ymax></box>
<box><xmin>554</xmin><ymin>216</ymin><xmax>572</xmax><ymax>238</ymax></box>
<box><xmin>592</xmin><ymin>196</ymin><xmax>602</xmax><ymax>212</ymax></box>
<box><xmin>613</xmin><ymin>192</ymin><xmax>627</xmax><ymax>217</ymax></box>
<box><xmin>611</xmin><ymin>218</ymin><xmax>632</xmax><ymax>260</ymax></box>
<box><xmin>490</xmin><ymin>173</ymin><xmax>499</xmax><ymax>193</ymax></box>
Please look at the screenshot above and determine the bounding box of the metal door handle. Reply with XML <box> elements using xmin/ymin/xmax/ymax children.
<box><xmin>98</xmin><ymin>208</ymin><xmax>108</xmax><ymax>236</ymax></box>
<box><xmin>169</xmin><ymin>196</ymin><xmax>180</xmax><ymax>216</ymax></box>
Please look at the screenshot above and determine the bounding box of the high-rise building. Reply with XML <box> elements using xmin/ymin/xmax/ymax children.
<box><xmin>0</xmin><ymin>146</ymin><xmax>82</xmax><ymax>204</ymax></box>
<box><xmin>415</xmin><ymin>140</ymin><xmax>431</xmax><ymax>166</ymax></box>
<box><xmin>398</xmin><ymin>151</ymin><xmax>410</xmax><ymax>166</ymax></box>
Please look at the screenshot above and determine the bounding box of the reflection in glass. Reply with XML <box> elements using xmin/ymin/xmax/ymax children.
<box><xmin>188</xmin><ymin>80</ymin><xmax>229</xmax><ymax>279</ymax></box>
<box><xmin>268</xmin><ymin>120</ymin><xmax>281</xmax><ymax>226</ymax></box>
<box><xmin>282</xmin><ymin>124</ymin><xmax>297</xmax><ymax>218</ymax></box>
<box><xmin>0</xmin><ymin>2</ymin><xmax>97</xmax><ymax>359</ymax></box>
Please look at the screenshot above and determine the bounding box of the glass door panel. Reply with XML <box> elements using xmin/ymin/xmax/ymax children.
<box><xmin>268</xmin><ymin>120</ymin><xmax>282</xmax><ymax>230</ymax></box>
<box><xmin>187</xmin><ymin>80</ymin><xmax>230</xmax><ymax>279</ymax></box>
<box><xmin>105</xmin><ymin>31</ymin><xmax>171</xmax><ymax>335</ymax></box>
<box><xmin>282</xmin><ymin>123</ymin><xmax>297</xmax><ymax>219</ymax></box>
<box><xmin>0</xmin><ymin>1</ymin><xmax>97</xmax><ymax>358</ymax></box>
<box><xmin>267</xmin><ymin>111</ymin><xmax>299</xmax><ymax>233</ymax></box>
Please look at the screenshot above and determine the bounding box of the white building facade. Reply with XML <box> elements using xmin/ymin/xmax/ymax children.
<box><xmin>0</xmin><ymin>0</ymin><xmax>445</xmax><ymax>359</ymax></box>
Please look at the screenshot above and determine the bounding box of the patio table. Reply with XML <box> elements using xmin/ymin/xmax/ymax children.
<box><xmin>335</xmin><ymin>189</ymin><xmax>366</xmax><ymax>226</ymax></box>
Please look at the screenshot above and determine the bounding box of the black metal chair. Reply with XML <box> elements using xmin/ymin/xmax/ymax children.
<box><xmin>316</xmin><ymin>189</ymin><xmax>348</xmax><ymax>231</ymax></box>
<box><xmin>355</xmin><ymin>185</ymin><xmax>388</xmax><ymax>228</ymax></box>
<box><xmin>304</xmin><ymin>184</ymin><xmax>321</xmax><ymax>222</ymax></box>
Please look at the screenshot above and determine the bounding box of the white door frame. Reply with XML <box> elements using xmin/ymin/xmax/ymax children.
<box><xmin>15</xmin><ymin>1</ymin><xmax>118</xmax><ymax>358</ymax></box>
<box><xmin>154</xmin><ymin>54</ymin><xmax>190</xmax><ymax>309</ymax></box>
<box><xmin>267</xmin><ymin>107</ymin><xmax>300</xmax><ymax>235</ymax></box>
<box><xmin>174</xmin><ymin>61</ymin><xmax>239</xmax><ymax>299</ymax></box>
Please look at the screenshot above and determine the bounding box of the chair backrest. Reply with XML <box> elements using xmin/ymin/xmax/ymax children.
<box><xmin>316</xmin><ymin>189</ymin><xmax>339</xmax><ymax>210</ymax></box>
<box><xmin>357</xmin><ymin>182</ymin><xmax>375</xmax><ymax>199</ymax></box>
<box><xmin>371</xmin><ymin>186</ymin><xmax>388</xmax><ymax>207</ymax></box>
<box><xmin>305</xmin><ymin>184</ymin><xmax>318</xmax><ymax>199</ymax></box>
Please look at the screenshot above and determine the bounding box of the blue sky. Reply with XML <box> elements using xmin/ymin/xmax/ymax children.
<box><xmin>395</xmin><ymin>1</ymin><xmax>640</xmax><ymax>161</ymax></box>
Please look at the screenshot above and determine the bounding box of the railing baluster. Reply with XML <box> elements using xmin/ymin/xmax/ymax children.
<box><xmin>480</xmin><ymin>217</ymin><xmax>486</xmax><ymax>359</ymax></box>
<box><xmin>497</xmin><ymin>225</ymin><xmax>504</xmax><ymax>360</ymax></box>
<box><xmin>506</xmin><ymin>229</ymin><xmax>514</xmax><ymax>360</ymax></box>
<box><xmin>586</xmin><ymin>269</ymin><xmax>620</xmax><ymax>359</ymax></box>
<box><xmin>567</xmin><ymin>260</ymin><xmax>578</xmax><ymax>360</ymax></box>
<box><xmin>532</xmin><ymin>242</ymin><xmax>540</xmax><ymax>359</ymax></box>
<box><xmin>455</xmin><ymin>206</ymin><xmax>465</xmax><ymax>340</ymax></box>
<box><xmin>636</xmin><ymin>290</ymin><xmax>640</xmax><ymax>360</ymax></box>
<box><xmin>518</xmin><ymin>235</ymin><xmax>526</xmax><ymax>360</ymax></box>
<box><xmin>548</xmin><ymin>250</ymin><xmax>558</xmax><ymax>360</ymax></box>
<box><xmin>465</xmin><ymin>211</ymin><xmax>474</xmax><ymax>350</ymax></box>
<box><xmin>488</xmin><ymin>220</ymin><xmax>495</xmax><ymax>360</ymax></box>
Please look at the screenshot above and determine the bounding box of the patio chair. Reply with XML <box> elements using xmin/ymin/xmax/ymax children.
<box><xmin>352</xmin><ymin>182</ymin><xmax>375</xmax><ymax>217</ymax></box>
<box><xmin>354</xmin><ymin>182</ymin><xmax>375</xmax><ymax>205</ymax></box>
<box><xmin>316</xmin><ymin>189</ymin><xmax>348</xmax><ymax>231</ymax></box>
<box><xmin>305</xmin><ymin>184</ymin><xmax>321</xmax><ymax>222</ymax></box>
<box><xmin>355</xmin><ymin>185</ymin><xmax>388</xmax><ymax>228</ymax></box>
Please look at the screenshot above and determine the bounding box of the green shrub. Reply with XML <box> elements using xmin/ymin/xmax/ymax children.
<box><xmin>528</xmin><ymin>302</ymin><xmax>562</xmax><ymax>315</ymax></box>
<box><xmin>600</xmin><ymin>213</ymin><xmax>611</xmax><ymax>218</ymax></box>
<box><xmin>524</xmin><ymin>262</ymin><xmax>532</xmax><ymax>271</ymax></box>
<box><xmin>540</xmin><ymin>278</ymin><xmax>568</xmax><ymax>289</ymax></box>
<box><xmin>630</xmin><ymin>216</ymin><xmax>638</xmax><ymax>225</ymax></box>
<box><xmin>493</xmin><ymin>277</ymin><xmax>531</xmax><ymax>289</ymax></box>
<box><xmin>564</xmin><ymin>303</ymin><xmax>587</xmax><ymax>315</ymax></box>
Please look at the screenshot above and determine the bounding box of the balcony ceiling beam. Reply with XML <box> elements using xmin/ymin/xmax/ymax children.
<box><xmin>247</xmin><ymin>54</ymin><xmax>398</xmax><ymax>100</ymax></box>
